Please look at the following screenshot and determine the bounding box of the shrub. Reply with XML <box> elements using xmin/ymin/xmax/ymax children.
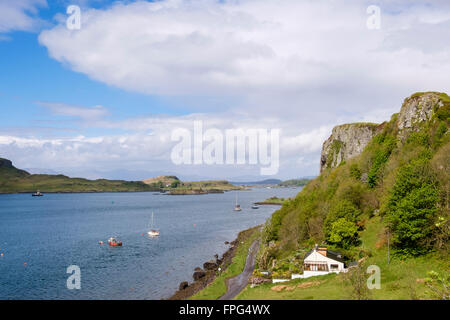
<box><xmin>424</xmin><ymin>271</ymin><xmax>450</xmax><ymax>300</ymax></box>
<box><xmin>386</xmin><ymin>159</ymin><xmax>439</xmax><ymax>255</ymax></box>
<box><xmin>349</xmin><ymin>163</ymin><xmax>361</xmax><ymax>180</ymax></box>
<box><xmin>327</xmin><ymin>218</ymin><xmax>360</xmax><ymax>249</ymax></box>
<box><xmin>368</xmin><ymin>134</ymin><xmax>396</xmax><ymax>188</ymax></box>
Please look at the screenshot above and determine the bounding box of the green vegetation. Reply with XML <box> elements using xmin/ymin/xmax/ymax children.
<box><xmin>236</xmin><ymin>214</ymin><xmax>449</xmax><ymax>300</ymax></box>
<box><xmin>0</xmin><ymin>158</ymin><xmax>157</xmax><ymax>193</ymax></box>
<box><xmin>325</xmin><ymin>140</ymin><xmax>344</xmax><ymax>169</ymax></box>
<box><xmin>279</xmin><ymin>179</ymin><xmax>311</xmax><ymax>187</ymax></box>
<box><xmin>241</xmin><ymin>92</ymin><xmax>450</xmax><ymax>300</ymax></box>
<box><xmin>256</xmin><ymin>196</ymin><xmax>287</xmax><ymax>205</ymax></box>
<box><xmin>424</xmin><ymin>270</ymin><xmax>449</xmax><ymax>300</ymax></box>
<box><xmin>327</xmin><ymin>218</ymin><xmax>360</xmax><ymax>249</ymax></box>
<box><xmin>190</xmin><ymin>227</ymin><xmax>261</xmax><ymax>300</ymax></box>
<box><xmin>143</xmin><ymin>176</ymin><xmax>242</xmax><ymax>194</ymax></box>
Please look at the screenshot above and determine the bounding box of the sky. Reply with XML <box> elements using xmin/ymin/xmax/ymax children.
<box><xmin>0</xmin><ymin>0</ymin><xmax>450</xmax><ymax>181</ymax></box>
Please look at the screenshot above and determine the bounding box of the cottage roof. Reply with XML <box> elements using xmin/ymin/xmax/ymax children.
<box><xmin>304</xmin><ymin>246</ymin><xmax>344</xmax><ymax>263</ymax></box>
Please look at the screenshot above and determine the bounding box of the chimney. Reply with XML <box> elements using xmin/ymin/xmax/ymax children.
<box><xmin>317</xmin><ymin>246</ymin><xmax>327</xmax><ymax>257</ymax></box>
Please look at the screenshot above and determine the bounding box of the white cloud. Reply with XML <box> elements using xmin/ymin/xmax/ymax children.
<box><xmin>4</xmin><ymin>0</ymin><xmax>449</xmax><ymax>178</ymax></box>
<box><xmin>0</xmin><ymin>0</ymin><xmax>46</xmax><ymax>34</ymax></box>
<box><xmin>0</xmin><ymin>108</ymin><xmax>331</xmax><ymax>179</ymax></box>
<box><xmin>37</xmin><ymin>101</ymin><xmax>109</xmax><ymax>120</ymax></box>
<box><xmin>38</xmin><ymin>0</ymin><xmax>450</xmax><ymax>101</ymax></box>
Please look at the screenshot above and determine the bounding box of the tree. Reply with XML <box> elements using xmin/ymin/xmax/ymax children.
<box><xmin>345</xmin><ymin>264</ymin><xmax>371</xmax><ymax>300</ymax></box>
<box><xmin>328</xmin><ymin>218</ymin><xmax>359</xmax><ymax>249</ymax></box>
<box><xmin>386</xmin><ymin>159</ymin><xmax>439</xmax><ymax>255</ymax></box>
<box><xmin>324</xmin><ymin>199</ymin><xmax>361</xmax><ymax>240</ymax></box>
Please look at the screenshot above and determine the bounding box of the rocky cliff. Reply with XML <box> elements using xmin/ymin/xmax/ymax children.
<box><xmin>0</xmin><ymin>158</ymin><xmax>13</xmax><ymax>168</ymax></box>
<box><xmin>320</xmin><ymin>92</ymin><xmax>449</xmax><ymax>172</ymax></box>
<box><xmin>320</xmin><ymin>123</ymin><xmax>381</xmax><ymax>172</ymax></box>
<box><xmin>397</xmin><ymin>92</ymin><xmax>447</xmax><ymax>137</ymax></box>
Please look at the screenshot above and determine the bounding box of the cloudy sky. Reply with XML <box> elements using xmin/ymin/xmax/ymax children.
<box><xmin>1</xmin><ymin>0</ymin><xmax>449</xmax><ymax>181</ymax></box>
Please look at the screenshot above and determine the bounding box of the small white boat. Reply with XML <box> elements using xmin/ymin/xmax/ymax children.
<box><xmin>251</xmin><ymin>204</ymin><xmax>260</xmax><ymax>209</ymax></box>
<box><xmin>234</xmin><ymin>193</ymin><xmax>242</xmax><ymax>211</ymax></box>
<box><xmin>148</xmin><ymin>212</ymin><xmax>160</xmax><ymax>237</ymax></box>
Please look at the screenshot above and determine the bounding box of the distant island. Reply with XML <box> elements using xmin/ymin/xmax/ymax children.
<box><xmin>231</xmin><ymin>178</ymin><xmax>311</xmax><ymax>187</ymax></box>
<box><xmin>142</xmin><ymin>176</ymin><xmax>242</xmax><ymax>194</ymax></box>
<box><xmin>0</xmin><ymin>158</ymin><xmax>159</xmax><ymax>194</ymax></box>
<box><xmin>278</xmin><ymin>178</ymin><xmax>311</xmax><ymax>187</ymax></box>
<box><xmin>255</xmin><ymin>196</ymin><xmax>288</xmax><ymax>206</ymax></box>
<box><xmin>0</xmin><ymin>158</ymin><xmax>243</xmax><ymax>194</ymax></box>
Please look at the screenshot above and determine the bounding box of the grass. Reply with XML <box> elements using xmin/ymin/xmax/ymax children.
<box><xmin>236</xmin><ymin>273</ymin><xmax>346</xmax><ymax>300</ymax></box>
<box><xmin>190</xmin><ymin>226</ymin><xmax>261</xmax><ymax>300</ymax></box>
<box><xmin>235</xmin><ymin>215</ymin><xmax>449</xmax><ymax>300</ymax></box>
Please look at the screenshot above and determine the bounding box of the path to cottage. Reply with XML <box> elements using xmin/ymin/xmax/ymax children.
<box><xmin>219</xmin><ymin>239</ymin><xmax>260</xmax><ymax>300</ymax></box>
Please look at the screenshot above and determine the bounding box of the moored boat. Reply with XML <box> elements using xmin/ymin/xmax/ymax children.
<box><xmin>32</xmin><ymin>190</ymin><xmax>43</xmax><ymax>197</ymax></box>
<box><xmin>234</xmin><ymin>193</ymin><xmax>242</xmax><ymax>211</ymax></box>
<box><xmin>108</xmin><ymin>237</ymin><xmax>122</xmax><ymax>247</ymax></box>
<box><xmin>147</xmin><ymin>212</ymin><xmax>160</xmax><ymax>237</ymax></box>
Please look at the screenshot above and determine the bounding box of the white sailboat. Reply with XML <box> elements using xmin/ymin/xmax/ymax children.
<box><xmin>234</xmin><ymin>193</ymin><xmax>242</xmax><ymax>211</ymax></box>
<box><xmin>148</xmin><ymin>212</ymin><xmax>160</xmax><ymax>237</ymax></box>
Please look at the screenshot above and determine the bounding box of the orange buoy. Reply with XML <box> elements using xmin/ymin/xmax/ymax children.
<box><xmin>24</xmin><ymin>262</ymin><xmax>27</xmax><ymax>266</ymax></box>
<box><xmin>0</xmin><ymin>253</ymin><xmax>3</xmax><ymax>257</ymax></box>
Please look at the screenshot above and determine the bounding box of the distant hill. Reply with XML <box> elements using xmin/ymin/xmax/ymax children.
<box><xmin>143</xmin><ymin>175</ymin><xmax>241</xmax><ymax>193</ymax></box>
<box><xmin>0</xmin><ymin>158</ymin><xmax>159</xmax><ymax>194</ymax></box>
<box><xmin>279</xmin><ymin>178</ymin><xmax>311</xmax><ymax>187</ymax></box>
<box><xmin>230</xmin><ymin>179</ymin><xmax>282</xmax><ymax>185</ymax></box>
<box><xmin>0</xmin><ymin>158</ymin><xmax>30</xmax><ymax>179</ymax></box>
<box><xmin>143</xmin><ymin>175</ymin><xmax>181</xmax><ymax>187</ymax></box>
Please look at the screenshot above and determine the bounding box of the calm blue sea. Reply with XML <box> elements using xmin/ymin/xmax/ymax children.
<box><xmin>0</xmin><ymin>187</ymin><xmax>301</xmax><ymax>300</ymax></box>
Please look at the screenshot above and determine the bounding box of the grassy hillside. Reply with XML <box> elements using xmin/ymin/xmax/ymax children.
<box><xmin>0</xmin><ymin>158</ymin><xmax>158</xmax><ymax>193</ymax></box>
<box><xmin>242</xmin><ymin>92</ymin><xmax>450</xmax><ymax>299</ymax></box>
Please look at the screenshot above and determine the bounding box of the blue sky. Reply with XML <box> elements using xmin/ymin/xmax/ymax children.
<box><xmin>0</xmin><ymin>0</ymin><xmax>449</xmax><ymax>180</ymax></box>
<box><xmin>0</xmin><ymin>16</ymin><xmax>177</xmax><ymax>137</ymax></box>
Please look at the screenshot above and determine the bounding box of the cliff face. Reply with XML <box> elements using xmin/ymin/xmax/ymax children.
<box><xmin>320</xmin><ymin>123</ymin><xmax>380</xmax><ymax>172</ymax></box>
<box><xmin>320</xmin><ymin>92</ymin><xmax>449</xmax><ymax>172</ymax></box>
<box><xmin>397</xmin><ymin>92</ymin><xmax>446</xmax><ymax>136</ymax></box>
<box><xmin>0</xmin><ymin>158</ymin><xmax>13</xmax><ymax>168</ymax></box>
<box><xmin>0</xmin><ymin>158</ymin><xmax>31</xmax><ymax>179</ymax></box>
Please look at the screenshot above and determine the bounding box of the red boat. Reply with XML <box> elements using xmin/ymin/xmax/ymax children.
<box><xmin>108</xmin><ymin>237</ymin><xmax>122</xmax><ymax>247</ymax></box>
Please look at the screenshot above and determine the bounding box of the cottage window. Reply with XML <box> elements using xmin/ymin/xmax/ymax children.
<box><xmin>304</xmin><ymin>262</ymin><xmax>328</xmax><ymax>271</ymax></box>
<box><xmin>330</xmin><ymin>264</ymin><xmax>339</xmax><ymax>270</ymax></box>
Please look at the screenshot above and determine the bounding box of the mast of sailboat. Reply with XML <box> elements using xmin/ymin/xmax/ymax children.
<box><xmin>151</xmin><ymin>211</ymin><xmax>154</xmax><ymax>229</ymax></box>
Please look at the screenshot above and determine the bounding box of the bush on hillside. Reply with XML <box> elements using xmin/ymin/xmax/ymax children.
<box><xmin>385</xmin><ymin>158</ymin><xmax>439</xmax><ymax>256</ymax></box>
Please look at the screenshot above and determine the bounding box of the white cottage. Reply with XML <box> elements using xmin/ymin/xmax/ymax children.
<box><xmin>302</xmin><ymin>245</ymin><xmax>346</xmax><ymax>278</ymax></box>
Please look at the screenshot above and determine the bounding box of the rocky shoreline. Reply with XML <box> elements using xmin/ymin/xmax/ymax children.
<box><xmin>167</xmin><ymin>226</ymin><xmax>259</xmax><ymax>300</ymax></box>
